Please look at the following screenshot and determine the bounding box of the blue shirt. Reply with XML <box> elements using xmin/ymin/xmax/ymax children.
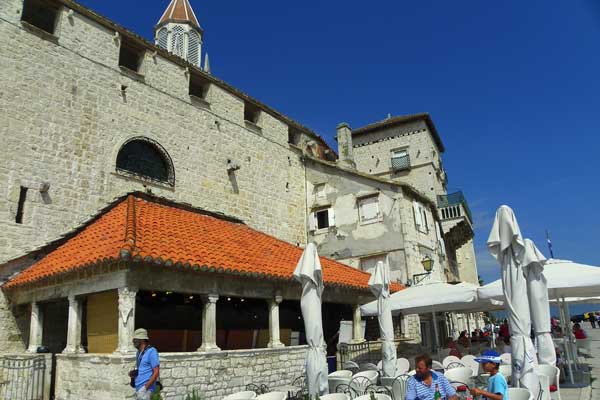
<box><xmin>486</xmin><ymin>373</ymin><xmax>508</xmax><ymax>400</ymax></box>
<box><xmin>135</xmin><ymin>346</ymin><xmax>160</xmax><ymax>392</ymax></box>
<box><xmin>406</xmin><ymin>371</ymin><xmax>457</xmax><ymax>400</ymax></box>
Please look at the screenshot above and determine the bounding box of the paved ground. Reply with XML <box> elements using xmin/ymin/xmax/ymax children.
<box><xmin>561</xmin><ymin>322</ymin><xmax>600</xmax><ymax>400</ymax></box>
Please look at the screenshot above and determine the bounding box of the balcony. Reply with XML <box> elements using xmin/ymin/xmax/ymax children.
<box><xmin>437</xmin><ymin>191</ymin><xmax>474</xmax><ymax>249</ymax></box>
<box><xmin>437</xmin><ymin>191</ymin><xmax>472</xmax><ymax>225</ymax></box>
<box><xmin>391</xmin><ymin>154</ymin><xmax>410</xmax><ymax>172</ymax></box>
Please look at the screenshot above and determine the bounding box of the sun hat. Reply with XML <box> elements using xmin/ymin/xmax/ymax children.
<box><xmin>474</xmin><ymin>350</ymin><xmax>502</xmax><ymax>364</ymax></box>
<box><xmin>133</xmin><ymin>328</ymin><xmax>149</xmax><ymax>340</ymax></box>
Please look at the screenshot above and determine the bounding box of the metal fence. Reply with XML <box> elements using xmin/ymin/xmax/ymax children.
<box><xmin>0</xmin><ymin>355</ymin><xmax>47</xmax><ymax>400</ymax></box>
<box><xmin>338</xmin><ymin>339</ymin><xmax>406</xmax><ymax>367</ymax></box>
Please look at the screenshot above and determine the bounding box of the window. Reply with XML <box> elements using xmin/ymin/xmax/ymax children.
<box><xmin>21</xmin><ymin>0</ymin><xmax>60</xmax><ymax>35</ymax></box>
<box><xmin>15</xmin><ymin>186</ymin><xmax>28</xmax><ymax>224</ymax></box>
<box><xmin>244</xmin><ymin>102</ymin><xmax>261</xmax><ymax>125</ymax></box>
<box><xmin>170</xmin><ymin>25</ymin><xmax>185</xmax><ymax>58</ymax></box>
<box><xmin>358</xmin><ymin>195</ymin><xmax>381</xmax><ymax>224</ymax></box>
<box><xmin>360</xmin><ymin>254</ymin><xmax>387</xmax><ymax>274</ymax></box>
<box><xmin>391</xmin><ymin>149</ymin><xmax>410</xmax><ymax>171</ymax></box>
<box><xmin>309</xmin><ymin>207</ymin><xmax>335</xmax><ymax>232</ymax></box>
<box><xmin>187</xmin><ymin>30</ymin><xmax>200</xmax><ymax>66</ymax></box>
<box><xmin>116</xmin><ymin>137</ymin><xmax>174</xmax><ymax>185</ymax></box>
<box><xmin>189</xmin><ymin>72</ymin><xmax>210</xmax><ymax>101</ymax></box>
<box><xmin>288</xmin><ymin>127</ymin><xmax>302</xmax><ymax>146</ymax></box>
<box><xmin>119</xmin><ymin>38</ymin><xmax>144</xmax><ymax>73</ymax></box>
<box><xmin>156</xmin><ymin>27</ymin><xmax>168</xmax><ymax>50</ymax></box>
<box><xmin>413</xmin><ymin>201</ymin><xmax>429</xmax><ymax>233</ymax></box>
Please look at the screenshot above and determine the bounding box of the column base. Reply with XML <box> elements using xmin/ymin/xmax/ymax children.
<box><xmin>350</xmin><ymin>339</ymin><xmax>366</xmax><ymax>344</ymax></box>
<box><xmin>197</xmin><ymin>343</ymin><xmax>221</xmax><ymax>352</ymax></box>
<box><xmin>26</xmin><ymin>346</ymin><xmax>39</xmax><ymax>353</ymax></box>
<box><xmin>114</xmin><ymin>346</ymin><xmax>136</xmax><ymax>355</ymax></box>
<box><xmin>267</xmin><ymin>341</ymin><xmax>285</xmax><ymax>349</ymax></box>
<box><xmin>62</xmin><ymin>346</ymin><xmax>86</xmax><ymax>354</ymax></box>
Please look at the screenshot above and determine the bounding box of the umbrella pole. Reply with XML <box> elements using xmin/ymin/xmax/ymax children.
<box><xmin>559</xmin><ymin>298</ymin><xmax>575</xmax><ymax>384</ymax></box>
<box><xmin>432</xmin><ymin>312</ymin><xmax>440</xmax><ymax>356</ymax></box>
<box><xmin>562</xmin><ymin>298</ymin><xmax>579</xmax><ymax>371</ymax></box>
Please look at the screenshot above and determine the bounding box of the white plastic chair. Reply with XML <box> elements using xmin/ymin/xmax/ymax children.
<box><xmin>576</xmin><ymin>338</ymin><xmax>592</xmax><ymax>356</ymax></box>
<box><xmin>432</xmin><ymin>360</ymin><xmax>444</xmax><ymax>372</ymax></box>
<box><xmin>535</xmin><ymin>365</ymin><xmax>561</xmax><ymax>400</ymax></box>
<box><xmin>499</xmin><ymin>364</ymin><xmax>512</xmax><ymax>384</ymax></box>
<box><xmin>255</xmin><ymin>392</ymin><xmax>287</xmax><ymax>400</ymax></box>
<box><xmin>223</xmin><ymin>391</ymin><xmax>257</xmax><ymax>400</ymax></box>
<box><xmin>328</xmin><ymin>370</ymin><xmax>353</xmax><ymax>394</ymax></box>
<box><xmin>352</xmin><ymin>370</ymin><xmax>379</xmax><ymax>384</ymax></box>
<box><xmin>396</xmin><ymin>358</ymin><xmax>410</xmax><ymax>374</ymax></box>
<box><xmin>320</xmin><ymin>394</ymin><xmax>351</xmax><ymax>400</ymax></box>
<box><xmin>389</xmin><ymin>374</ymin><xmax>411</xmax><ymax>400</ymax></box>
<box><xmin>508</xmin><ymin>387</ymin><xmax>533</xmax><ymax>400</ymax></box>
<box><xmin>360</xmin><ymin>362</ymin><xmax>380</xmax><ymax>372</ymax></box>
<box><xmin>355</xmin><ymin>394</ymin><xmax>392</xmax><ymax>400</ymax></box>
<box><xmin>500</xmin><ymin>353</ymin><xmax>512</xmax><ymax>365</ymax></box>
<box><xmin>442</xmin><ymin>355</ymin><xmax>463</xmax><ymax>369</ymax></box>
<box><xmin>407</xmin><ymin>369</ymin><xmax>416</xmax><ymax>376</ymax></box>
<box><xmin>444</xmin><ymin>367</ymin><xmax>473</xmax><ymax>393</ymax></box>
<box><xmin>460</xmin><ymin>355</ymin><xmax>479</xmax><ymax>377</ymax></box>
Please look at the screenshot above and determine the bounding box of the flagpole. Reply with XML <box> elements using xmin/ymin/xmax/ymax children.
<box><xmin>546</xmin><ymin>229</ymin><xmax>555</xmax><ymax>258</ymax></box>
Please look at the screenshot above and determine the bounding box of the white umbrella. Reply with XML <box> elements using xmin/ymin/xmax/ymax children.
<box><xmin>368</xmin><ymin>261</ymin><xmax>397</xmax><ymax>377</ymax></box>
<box><xmin>487</xmin><ymin>205</ymin><xmax>539</xmax><ymax>396</ymax></box>
<box><xmin>293</xmin><ymin>243</ymin><xmax>329</xmax><ymax>396</ymax></box>
<box><xmin>523</xmin><ymin>239</ymin><xmax>556</xmax><ymax>366</ymax></box>
<box><xmin>479</xmin><ymin>259</ymin><xmax>600</xmax><ymax>300</ymax></box>
<box><xmin>361</xmin><ymin>281</ymin><xmax>482</xmax><ymax>316</ymax></box>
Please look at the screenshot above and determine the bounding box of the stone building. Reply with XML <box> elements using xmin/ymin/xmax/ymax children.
<box><xmin>0</xmin><ymin>0</ymin><xmax>484</xmax><ymax>398</ymax></box>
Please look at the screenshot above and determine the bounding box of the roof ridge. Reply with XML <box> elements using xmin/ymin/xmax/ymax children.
<box><xmin>120</xmin><ymin>194</ymin><xmax>137</xmax><ymax>258</ymax></box>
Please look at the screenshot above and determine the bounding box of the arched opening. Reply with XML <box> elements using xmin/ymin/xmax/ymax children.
<box><xmin>116</xmin><ymin>137</ymin><xmax>175</xmax><ymax>185</ymax></box>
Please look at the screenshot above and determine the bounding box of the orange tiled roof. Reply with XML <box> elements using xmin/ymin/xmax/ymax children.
<box><xmin>3</xmin><ymin>194</ymin><xmax>403</xmax><ymax>292</ymax></box>
<box><xmin>157</xmin><ymin>0</ymin><xmax>201</xmax><ymax>29</ymax></box>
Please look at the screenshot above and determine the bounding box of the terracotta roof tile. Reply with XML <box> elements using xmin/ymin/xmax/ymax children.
<box><xmin>3</xmin><ymin>194</ymin><xmax>403</xmax><ymax>292</ymax></box>
<box><xmin>157</xmin><ymin>0</ymin><xmax>200</xmax><ymax>29</ymax></box>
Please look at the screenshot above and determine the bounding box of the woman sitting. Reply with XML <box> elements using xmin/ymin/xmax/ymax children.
<box><xmin>573</xmin><ymin>323</ymin><xmax>587</xmax><ymax>339</ymax></box>
<box><xmin>444</xmin><ymin>337</ymin><xmax>462</xmax><ymax>358</ymax></box>
<box><xmin>458</xmin><ymin>331</ymin><xmax>471</xmax><ymax>348</ymax></box>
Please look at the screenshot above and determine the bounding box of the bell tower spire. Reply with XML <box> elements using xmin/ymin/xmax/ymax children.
<box><xmin>154</xmin><ymin>0</ymin><xmax>203</xmax><ymax>67</ymax></box>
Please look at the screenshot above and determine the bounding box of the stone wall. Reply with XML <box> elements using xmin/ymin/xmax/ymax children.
<box><xmin>55</xmin><ymin>346</ymin><xmax>308</xmax><ymax>400</ymax></box>
<box><xmin>352</xmin><ymin>122</ymin><xmax>446</xmax><ymax>203</ymax></box>
<box><xmin>0</xmin><ymin>0</ymin><xmax>311</xmax><ymax>266</ymax></box>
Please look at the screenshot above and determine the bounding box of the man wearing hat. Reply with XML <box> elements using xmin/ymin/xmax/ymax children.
<box><xmin>130</xmin><ymin>328</ymin><xmax>160</xmax><ymax>400</ymax></box>
<box><xmin>469</xmin><ymin>350</ymin><xmax>508</xmax><ymax>400</ymax></box>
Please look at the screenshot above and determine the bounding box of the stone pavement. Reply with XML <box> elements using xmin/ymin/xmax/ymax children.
<box><xmin>560</xmin><ymin>322</ymin><xmax>600</xmax><ymax>400</ymax></box>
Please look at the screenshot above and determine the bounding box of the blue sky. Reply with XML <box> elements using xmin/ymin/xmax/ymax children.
<box><xmin>79</xmin><ymin>0</ymin><xmax>600</xmax><ymax>290</ymax></box>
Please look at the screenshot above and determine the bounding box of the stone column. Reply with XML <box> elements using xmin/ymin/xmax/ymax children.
<box><xmin>116</xmin><ymin>287</ymin><xmax>137</xmax><ymax>354</ymax></box>
<box><xmin>27</xmin><ymin>302</ymin><xmax>43</xmax><ymax>353</ymax></box>
<box><xmin>267</xmin><ymin>294</ymin><xmax>284</xmax><ymax>348</ymax></box>
<box><xmin>198</xmin><ymin>294</ymin><xmax>221</xmax><ymax>352</ymax></box>
<box><xmin>63</xmin><ymin>295</ymin><xmax>84</xmax><ymax>354</ymax></box>
<box><xmin>351</xmin><ymin>304</ymin><xmax>364</xmax><ymax>343</ymax></box>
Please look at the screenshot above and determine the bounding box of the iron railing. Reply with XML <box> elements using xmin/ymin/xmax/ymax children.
<box><xmin>437</xmin><ymin>191</ymin><xmax>472</xmax><ymax>224</ymax></box>
<box><xmin>0</xmin><ymin>356</ymin><xmax>47</xmax><ymax>400</ymax></box>
<box><xmin>391</xmin><ymin>154</ymin><xmax>410</xmax><ymax>171</ymax></box>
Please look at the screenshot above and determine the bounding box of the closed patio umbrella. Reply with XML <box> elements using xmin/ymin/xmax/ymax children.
<box><xmin>487</xmin><ymin>205</ymin><xmax>539</xmax><ymax>396</ymax></box>
<box><xmin>523</xmin><ymin>239</ymin><xmax>556</xmax><ymax>366</ymax></box>
<box><xmin>293</xmin><ymin>243</ymin><xmax>329</xmax><ymax>396</ymax></box>
<box><xmin>368</xmin><ymin>261</ymin><xmax>397</xmax><ymax>377</ymax></box>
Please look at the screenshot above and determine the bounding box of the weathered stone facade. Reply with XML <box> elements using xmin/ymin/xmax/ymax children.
<box><xmin>0</xmin><ymin>0</ymin><xmax>323</xmax><ymax>266</ymax></box>
<box><xmin>55</xmin><ymin>346</ymin><xmax>307</xmax><ymax>400</ymax></box>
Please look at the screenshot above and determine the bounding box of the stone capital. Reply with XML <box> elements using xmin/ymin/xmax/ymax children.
<box><xmin>203</xmin><ymin>293</ymin><xmax>219</xmax><ymax>304</ymax></box>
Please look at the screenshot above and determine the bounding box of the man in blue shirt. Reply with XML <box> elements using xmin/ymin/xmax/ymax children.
<box><xmin>131</xmin><ymin>328</ymin><xmax>160</xmax><ymax>400</ymax></box>
<box><xmin>470</xmin><ymin>350</ymin><xmax>508</xmax><ymax>400</ymax></box>
<box><xmin>406</xmin><ymin>354</ymin><xmax>458</xmax><ymax>400</ymax></box>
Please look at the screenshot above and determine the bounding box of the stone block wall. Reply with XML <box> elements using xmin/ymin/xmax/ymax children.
<box><xmin>352</xmin><ymin>123</ymin><xmax>445</xmax><ymax>203</ymax></box>
<box><xmin>0</xmin><ymin>0</ymin><xmax>312</xmax><ymax>266</ymax></box>
<box><xmin>55</xmin><ymin>346</ymin><xmax>308</xmax><ymax>400</ymax></box>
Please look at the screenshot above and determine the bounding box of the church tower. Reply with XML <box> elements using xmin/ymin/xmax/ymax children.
<box><xmin>155</xmin><ymin>0</ymin><xmax>203</xmax><ymax>67</ymax></box>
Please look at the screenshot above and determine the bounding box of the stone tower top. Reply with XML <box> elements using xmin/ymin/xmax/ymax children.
<box><xmin>154</xmin><ymin>0</ymin><xmax>203</xmax><ymax>67</ymax></box>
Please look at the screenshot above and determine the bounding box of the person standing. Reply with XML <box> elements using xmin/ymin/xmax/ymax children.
<box><xmin>469</xmin><ymin>350</ymin><xmax>508</xmax><ymax>400</ymax></box>
<box><xmin>130</xmin><ymin>328</ymin><xmax>160</xmax><ymax>400</ymax></box>
<box><xmin>406</xmin><ymin>354</ymin><xmax>458</xmax><ymax>400</ymax></box>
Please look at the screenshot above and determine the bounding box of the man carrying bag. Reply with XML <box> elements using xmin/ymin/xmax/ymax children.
<box><xmin>129</xmin><ymin>329</ymin><xmax>160</xmax><ymax>400</ymax></box>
